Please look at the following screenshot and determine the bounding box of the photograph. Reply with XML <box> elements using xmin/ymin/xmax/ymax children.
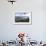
<box><xmin>14</xmin><ymin>12</ymin><xmax>32</xmax><ymax>25</ymax></box>
<box><xmin>15</xmin><ymin>16</ymin><xmax>29</xmax><ymax>22</ymax></box>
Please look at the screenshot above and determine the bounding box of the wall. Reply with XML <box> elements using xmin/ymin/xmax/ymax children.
<box><xmin>0</xmin><ymin>0</ymin><xmax>46</xmax><ymax>41</ymax></box>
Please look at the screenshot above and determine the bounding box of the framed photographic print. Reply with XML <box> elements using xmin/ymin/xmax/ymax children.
<box><xmin>14</xmin><ymin>12</ymin><xmax>32</xmax><ymax>25</ymax></box>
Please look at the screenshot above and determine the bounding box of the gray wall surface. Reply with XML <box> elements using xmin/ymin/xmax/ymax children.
<box><xmin>0</xmin><ymin>0</ymin><xmax>46</xmax><ymax>41</ymax></box>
